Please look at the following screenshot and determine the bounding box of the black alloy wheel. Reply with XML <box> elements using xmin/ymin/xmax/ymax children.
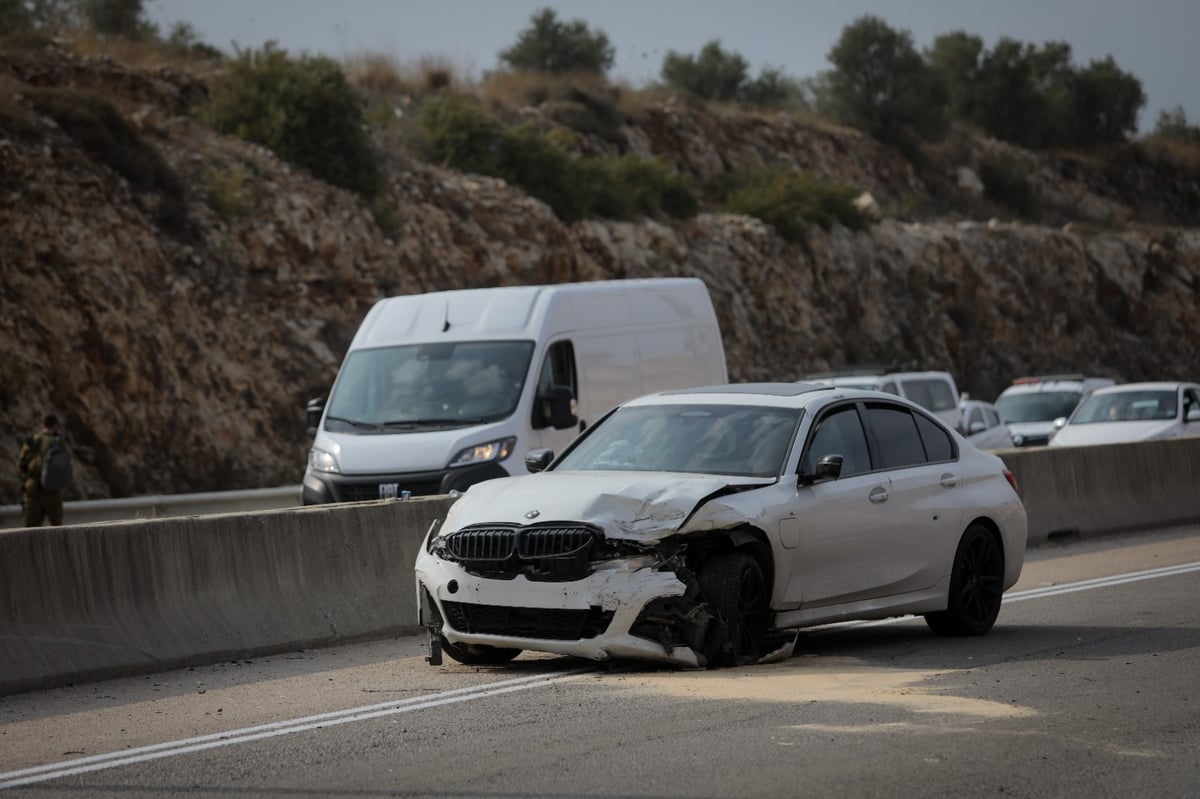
<box><xmin>699</xmin><ymin>552</ymin><xmax>768</xmax><ymax>666</ymax></box>
<box><xmin>925</xmin><ymin>523</ymin><xmax>1005</xmax><ymax>636</ymax></box>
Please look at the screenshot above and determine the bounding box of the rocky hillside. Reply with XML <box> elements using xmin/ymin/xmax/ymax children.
<box><xmin>2</xmin><ymin>38</ymin><xmax>1199</xmax><ymax>504</ymax></box>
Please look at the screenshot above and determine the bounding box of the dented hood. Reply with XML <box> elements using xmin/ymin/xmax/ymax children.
<box><xmin>442</xmin><ymin>470</ymin><xmax>775</xmax><ymax>541</ymax></box>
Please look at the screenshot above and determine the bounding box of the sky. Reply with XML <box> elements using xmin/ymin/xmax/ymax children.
<box><xmin>144</xmin><ymin>0</ymin><xmax>1199</xmax><ymax>133</ymax></box>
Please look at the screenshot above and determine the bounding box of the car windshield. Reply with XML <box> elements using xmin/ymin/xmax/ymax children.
<box><xmin>555</xmin><ymin>403</ymin><xmax>802</xmax><ymax>478</ymax></box>
<box><xmin>995</xmin><ymin>391</ymin><xmax>1081</xmax><ymax>423</ymax></box>
<box><xmin>1070</xmin><ymin>390</ymin><xmax>1178</xmax><ymax>424</ymax></box>
<box><xmin>325</xmin><ymin>340</ymin><xmax>534</xmax><ymax>432</ymax></box>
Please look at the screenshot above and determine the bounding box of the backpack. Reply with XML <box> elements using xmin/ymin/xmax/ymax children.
<box><xmin>40</xmin><ymin>436</ymin><xmax>73</xmax><ymax>491</ymax></box>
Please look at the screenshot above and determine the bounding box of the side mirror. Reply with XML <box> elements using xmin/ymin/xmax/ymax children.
<box><xmin>540</xmin><ymin>385</ymin><xmax>578</xmax><ymax>431</ymax></box>
<box><xmin>800</xmin><ymin>454</ymin><xmax>843</xmax><ymax>486</ymax></box>
<box><xmin>968</xmin><ymin>420</ymin><xmax>986</xmax><ymax>435</ymax></box>
<box><xmin>525</xmin><ymin>448</ymin><xmax>555</xmax><ymax>473</ymax></box>
<box><xmin>306</xmin><ymin>397</ymin><xmax>326</xmax><ymax>437</ymax></box>
<box><xmin>1053</xmin><ymin>416</ymin><xmax>1068</xmax><ymax>431</ymax></box>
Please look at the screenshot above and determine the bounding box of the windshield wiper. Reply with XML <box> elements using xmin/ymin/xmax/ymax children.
<box><xmin>325</xmin><ymin>415</ymin><xmax>380</xmax><ymax>431</ymax></box>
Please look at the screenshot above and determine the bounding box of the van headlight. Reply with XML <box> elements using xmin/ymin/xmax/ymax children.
<box><xmin>308</xmin><ymin>448</ymin><xmax>341</xmax><ymax>474</ymax></box>
<box><xmin>448</xmin><ymin>437</ymin><xmax>516</xmax><ymax>468</ymax></box>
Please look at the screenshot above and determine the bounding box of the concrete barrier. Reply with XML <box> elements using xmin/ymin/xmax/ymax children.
<box><xmin>0</xmin><ymin>485</ymin><xmax>304</xmax><ymax>528</ymax></box>
<box><xmin>2</xmin><ymin>438</ymin><xmax>1199</xmax><ymax>696</ymax></box>
<box><xmin>0</xmin><ymin>497</ymin><xmax>454</xmax><ymax>696</ymax></box>
<box><xmin>997</xmin><ymin>437</ymin><xmax>1200</xmax><ymax>544</ymax></box>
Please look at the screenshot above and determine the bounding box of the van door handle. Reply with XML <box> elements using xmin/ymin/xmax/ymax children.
<box><xmin>868</xmin><ymin>486</ymin><xmax>889</xmax><ymax>504</ymax></box>
<box><xmin>940</xmin><ymin>473</ymin><xmax>958</xmax><ymax>488</ymax></box>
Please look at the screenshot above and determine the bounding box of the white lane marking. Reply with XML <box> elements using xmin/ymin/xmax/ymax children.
<box><xmin>0</xmin><ymin>670</ymin><xmax>591</xmax><ymax>790</ymax></box>
<box><xmin>813</xmin><ymin>560</ymin><xmax>1200</xmax><ymax>631</ymax></box>
<box><xmin>6</xmin><ymin>560</ymin><xmax>1199</xmax><ymax>789</ymax></box>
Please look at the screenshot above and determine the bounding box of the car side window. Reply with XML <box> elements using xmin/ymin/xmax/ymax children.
<box><xmin>864</xmin><ymin>404</ymin><xmax>927</xmax><ymax>469</ymax></box>
<box><xmin>881</xmin><ymin>382</ymin><xmax>899</xmax><ymax>396</ymax></box>
<box><xmin>985</xmin><ymin>407</ymin><xmax>1000</xmax><ymax>427</ymax></box>
<box><xmin>914</xmin><ymin>412</ymin><xmax>956</xmax><ymax>462</ymax></box>
<box><xmin>801</xmin><ymin>405</ymin><xmax>871</xmax><ymax>477</ymax></box>
<box><xmin>966</xmin><ymin>407</ymin><xmax>982</xmax><ymax>429</ymax></box>
<box><xmin>532</xmin><ymin>340</ymin><xmax>578</xmax><ymax>430</ymax></box>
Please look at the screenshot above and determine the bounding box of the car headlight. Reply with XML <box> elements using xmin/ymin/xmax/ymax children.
<box><xmin>1011</xmin><ymin>433</ymin><xmax>1024</xmax><ymax>446</ymax></box>
<box><xmin>308</xmin><ymin>447</ymin><xmax>341</xmax><ymax>474</ymax></box>
<box><xmin>448</xmin><ymin>437</ymin><xmax>516</xmax><ymax>468</ymax></box>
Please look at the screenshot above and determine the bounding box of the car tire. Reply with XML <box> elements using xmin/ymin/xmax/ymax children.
<box><xmin>925</xmin><ymin>523</ymin><xmax>1005</xmax><ymax>636</ymax></box>
<box><xmin>439</xmin><ymin>636</ymin><xmax>522</xmax><ymax>665</ymax></box>
<box><xmin>699</xmin><ymin>552</ymin><xmax>768</xmax><ymax>667</ymax></box>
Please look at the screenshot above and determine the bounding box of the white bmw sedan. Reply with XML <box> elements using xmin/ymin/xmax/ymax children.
<box><xmin>415</xmin><ymin>383</ymin><xmax>1027</xmax><ymax>668</ymax></box>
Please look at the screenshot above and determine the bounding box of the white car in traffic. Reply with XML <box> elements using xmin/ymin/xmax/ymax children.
<box><xmin>415</xmin><ymin>383</ymin><xmax>1027</xmax><ymax>669</ymax></box>
<box><xmin>1049</xmin><ymin>382</ymin><xmax>1200</xmax><ymax>447</ymax></box>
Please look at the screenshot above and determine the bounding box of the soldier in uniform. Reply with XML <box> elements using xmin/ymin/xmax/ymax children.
<box><xmin>16</xmin><ymin>414</ymin><xmax>67</xmax><ymax>527</ymax></box>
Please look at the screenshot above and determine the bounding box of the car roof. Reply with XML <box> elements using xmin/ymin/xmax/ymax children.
<box><xmin>999</xmin><ymin>375</ymin><xmax>1114</xmax><ymax>394</ymax></box>
<box><xmin>627</xmin><ymin>382</ymin><xmax>927</xmax><ymax>411</ymax></box>
<box><xmin>1089</xmin><ymin>381</ymin><xmax>1199</xmax><ymax>395</ymax></box>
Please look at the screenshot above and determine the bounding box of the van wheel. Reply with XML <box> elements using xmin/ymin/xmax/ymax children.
<box><xmin>925</xmin><ymin>524</ymin><xmax>1004</xmax><ymax>636</ymax></box>
<box><xmin>440</xmin><ymin>637</ymin><xmax>522</xmax><ymax>665</ymax></box>
<box><xmin>699</xmin><ymin>553</ymin><xmax>767</xmax><ymax>667</ymax></box>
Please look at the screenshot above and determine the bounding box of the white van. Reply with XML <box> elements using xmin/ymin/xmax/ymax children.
<box><xmin>804</xmin><ymin>370</ymin><xmax>963</xmax><ymax>430</ymax></box>
<box><xmin>994</xmin><ymin>374</ymin><xmax>1117</xmax><ymax>447</ymax></box>
<box><xmin>302</xmin><ymin>279</ymin><xmax>728</xmax><ymax>504</ymax></box>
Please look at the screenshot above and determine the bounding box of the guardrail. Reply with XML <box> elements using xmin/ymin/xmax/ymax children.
<box><xmin>0</xmin><ymin>485</ymin><xmax>303</xmax><ymax>528</ymax></box>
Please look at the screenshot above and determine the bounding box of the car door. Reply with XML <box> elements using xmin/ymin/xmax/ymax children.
<box><xmin>781</xmin><ymin>402</ymin><xmax>896</xmax><ymax>607</ymax></box>
<box><xmin>862</xmin><ymin>402</ymin><xmax>963</xmax><ymax>595</ymax></box>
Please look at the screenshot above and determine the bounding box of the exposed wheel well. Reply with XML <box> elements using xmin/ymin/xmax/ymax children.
<box><xmin>682</xmin><ymin>527</ymin><xmax>774</xmax><ymax>600</ymax></box>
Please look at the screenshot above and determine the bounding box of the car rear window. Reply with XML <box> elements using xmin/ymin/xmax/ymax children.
<box><xmin>865</xmin><ymin>404</ymin><xmax>926</xmax><ymax>469</ymax></box>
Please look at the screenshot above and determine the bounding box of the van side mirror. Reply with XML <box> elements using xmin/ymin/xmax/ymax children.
<box><xmin>306</xmin><ymin>397</ymin><xmax>326</xmax><ymax>437</ymax></box>
<box><xmin>1053</xmin><ymin>416</ymin><xmax>1068</xmax><ymax>431</ymax></box>
<box><xmin>525</xmin><ymin>448</ymin><xmax>555</xmax><ymax>473</ymax></box>
<box><xmin>799</xmin><ymin>454</ymin><xmax>843</xmax><ymax>486</ymax></box>
<box><xmin>539</xmin><ymin>385</ymin><xmax>578</xmax><ymax>431</ymax></box>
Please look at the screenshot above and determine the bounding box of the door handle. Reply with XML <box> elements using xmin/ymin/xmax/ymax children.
<box><xmin>868</xmin><ymin>486</ymin><xmax>889</xmax><ymax>504</ymax></box>
<box><xmin>940</xmin><ymin>473</ymin><xmax>958</xmax><ymax>488</ymax></box>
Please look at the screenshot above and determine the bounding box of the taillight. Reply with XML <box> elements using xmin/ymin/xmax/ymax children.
<box><xmin>1003</xmin><ymin>468</ymin><xmax>1018</xmax><ymax>494</ymax></box>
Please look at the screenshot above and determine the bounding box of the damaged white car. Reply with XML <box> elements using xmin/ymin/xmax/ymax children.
<box><xmin>415</xmin><ymin>383</ymin><xmax>1027</xmax><ymax>668</ymax></box>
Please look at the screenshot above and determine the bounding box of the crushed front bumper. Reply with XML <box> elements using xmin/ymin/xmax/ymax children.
<box><xmin>415</xmin><ymin>552</ymin><xmax>707</xmax><ymax>667</ymax></box>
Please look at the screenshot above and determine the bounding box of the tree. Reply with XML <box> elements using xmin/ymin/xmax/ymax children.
<box><xmin>971</xmin><ymin>38</ymin><xmax>1073</xmax><ymax>148</ymax></box>
<box><xmin>815</xmin><ymin>15</ymin><xmax>948</xmax><ymax>145</ymax></box>
<box><xmin>1065</xmin><ymin>57</ymin><xmax>1145</xmax><ymax>146</ymax></box>
<box><xmin>927</xmin><ymin>31</ymin><xmax>985</xmax><ymax>122</ymax></box>
<box><xmin>660</xmin><ymin>40</ymin><xmax>748</xmax><ymax>102</ymax></box>
<box><xmin>498</xmin><ymin>8</ymin><xmax>614</xmax><ymax>75</ymax></box>
<box><xmin>82</xmin><ymin>0</ymin><xmax>155</xmax><ymax>38</ymax></box>
<box><xmin>1153</xmin><ymin>105</ymin><xmax>1200</xmax><ymax>144</ymax></box>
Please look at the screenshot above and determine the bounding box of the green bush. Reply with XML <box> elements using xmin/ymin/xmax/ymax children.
<box><xmin>979</xmin><ymin>154</ymin><xmax>1036</xmax><ymax>216</ymax></box>
<box><xmin>717</xmin><ymin>167</ymin><xmax>866</xmax><ymax>241</ymax></box>
<box><xmin>419</xmin><ymin>95</ymin><xmax>696</xmax><ymax>223</ymax></box>
<box><xmin>202</xmin><ymin>43</ymin><xmax>381</xmax><ymax>196</ymax></box>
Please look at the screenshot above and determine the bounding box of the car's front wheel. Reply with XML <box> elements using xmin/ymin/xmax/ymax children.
<box><xmin>925</xmin><ymin>523</ymin><xmax>1004</xmax><ymax>636</ymax></box>
<box><xmin>699</xmin><ymin>552</ymin><xmax>768</xmax><ymax>667</ymax></box>
<box><xmin>440</xmin><ymin>636</ymin><xmax>522</xmax><ymax>665</ymax></box>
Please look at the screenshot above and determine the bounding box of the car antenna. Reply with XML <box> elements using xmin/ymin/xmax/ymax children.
<box><xmin>442</xmin><ymin>301</ymin><xmax>450</xmax><ymax>332</ymax></box>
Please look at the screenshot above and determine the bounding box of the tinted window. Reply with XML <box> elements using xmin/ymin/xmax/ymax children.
<box><xmin>901</xmin><ymin>378</ymin><xmax>956</xmax><ymax>412</ymax></box>
<box><xmin>865</xmin><ymin>404</ymin><xmax>927</xmax><ymax>469</ymax></box>
<box><xmin>802</xmin><ymin>405</ymin><xmax>871</xmax><ymax>477</ymax></box>
<box><xmin>914</xmin><ymin>413</ymin><xmax>955</xmax><ymax>462</ymax></box>
<box><xmin>533</xmin><ymin>341</ymin><xmax>578</xmax><ymax>429</ymax></box>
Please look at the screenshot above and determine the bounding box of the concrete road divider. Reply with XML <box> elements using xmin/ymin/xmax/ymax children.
<box><xmin>0</xmin><ymin>497</ymin><xmax>454</xmax><ymax>696</ymax></box>
<box><xmin>998</xmin><ymin>437</ymin><xmax>1200</xmax><ymax>543</ymax></box>
<box><xmin>2</xmin><ymin>438</ymin><xmax>1198</xmax><ymax>696</ymax></box>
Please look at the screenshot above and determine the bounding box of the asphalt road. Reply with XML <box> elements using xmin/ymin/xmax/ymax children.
<box><xmin>2</xmin><ymin>526</ymin><xmax>1198</xmax><ymax>798</ymax></box>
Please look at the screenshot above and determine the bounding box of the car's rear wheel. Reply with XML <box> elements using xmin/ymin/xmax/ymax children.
<box><xmin>925</xmin><ymin>523</ymin><xmax>1004</xmax><ymax>636</ymax></box>
<box><xmin>440</xmin><ymin>636</ymin><xmax>522</xmax><ymax>665</ymax></box>
<box><xmin>699</xmin><ymin>552</ymin><xmax>768</xmax><ymax>667</ymax></box>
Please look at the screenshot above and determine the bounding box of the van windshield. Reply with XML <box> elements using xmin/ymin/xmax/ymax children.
<box><xmin>326</xmin><ymin>340</ymin><xmax>535</xmax><ymax>432</ymax></box>
<box><xmin>995</xmin><ymin>391</ymin><xmax>1081</xmax><ymax>423</ymax></box>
